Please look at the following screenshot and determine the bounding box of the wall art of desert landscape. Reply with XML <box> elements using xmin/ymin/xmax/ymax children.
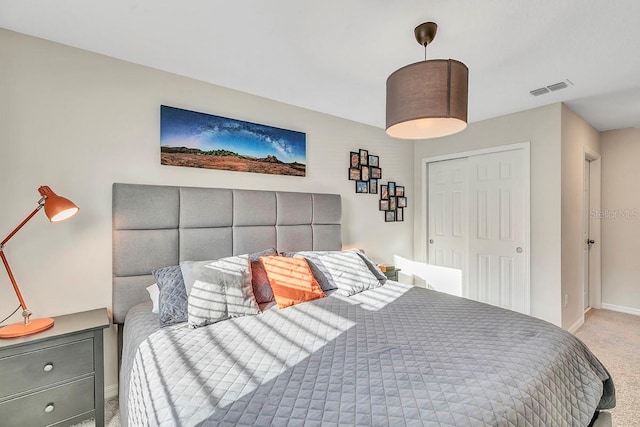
<box><xmin>161</xmin><ymin>105</ymin><xmax>306</xmax><ymax>176</ymax></box>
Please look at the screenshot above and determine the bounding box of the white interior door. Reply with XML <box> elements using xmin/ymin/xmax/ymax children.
<box><xmin>583</xmin><ymin>159</ymin><xmax>591</xmax><ymax>310</ymax></box>
<box><xmin>427</xmin><ymin>148</ymin><xmax>529</xmax><ymax>314</ymax></box>
<box><xmin>467</xmin><ymin>149</ymin><xmax>528</xmax><ymax>313</ymax></box>
<box><xmin>428</xmin><ymin>158</ymin><xmax>469</xmax><ymax>294</ymax></box>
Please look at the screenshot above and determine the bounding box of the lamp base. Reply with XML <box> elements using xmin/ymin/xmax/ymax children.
<box><xmin>0</xmin><ymin>317</ymin><xmax>54</xmax><ymax>338</ymax></box>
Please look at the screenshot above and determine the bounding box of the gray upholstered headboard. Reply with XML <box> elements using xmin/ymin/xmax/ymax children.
<box><xmin>112</xmin><ymin>183</ymin><xmax>342</xmax><ymax>324</ymax></box>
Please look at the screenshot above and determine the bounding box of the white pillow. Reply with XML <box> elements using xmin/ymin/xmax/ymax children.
<box><xmin>187</xmin><ymin>254</ymin><xmax>260</xmax><ymax>328</ymax></box>
<box><xmin>146</xmin><ymin>283</ymin><xmax>160</xmax><ymax>314</ymax></box>
<box><xmin>317</xmin><ymin>250</ymin><xmax>382</xmax><ymax>296</ymax></box>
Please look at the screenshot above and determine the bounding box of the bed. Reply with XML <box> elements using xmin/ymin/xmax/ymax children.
<box><xmin>113</xmin><ymin>183</ymin><xmax>615</xmax><ymax>426</ymax></box>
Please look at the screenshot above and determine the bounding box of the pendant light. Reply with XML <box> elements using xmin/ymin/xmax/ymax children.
<box><xmin>386</xmin><ymin>22</ymin><xmax>469</xmax><ymax>140</ymax></box>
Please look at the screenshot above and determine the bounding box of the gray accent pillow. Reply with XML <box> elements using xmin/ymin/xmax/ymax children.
<box><xmin>249</xmin><ymin>248</ymin><xmax>278</xmax><ymax>304</ymax></box>
<box><xmin>152</xmin><ymin>265</ymin><xmax>187</xmax><ymax>327</ymax></box>
<box><xmin>187</xmin><ymin>255</ymin><xmax>260</xmax><ymax>328</ymax></box>
<box><xmin>285</xmin><ymin>250</ymin><xmax>384</xmax><ymax>295</ymax></box>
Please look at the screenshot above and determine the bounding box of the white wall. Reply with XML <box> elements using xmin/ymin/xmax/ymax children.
<box><xmin>0</xmin><ymin>29</ymin><xmax>414</xmax><ymax>395</ymax></box>
<box><xmin>560</xmin><ymin>104</ymin><xmax>600</xmax><ymax>330</ymax></box>
<box><xmin>413</xmin><ymin>104</ymin><xmax>563</xmax><ymax>326</ymax></box>
<box><xmin>600</xmin><ymin>128</ymin><xmax>640</xmax><ymax>314</ymax></box>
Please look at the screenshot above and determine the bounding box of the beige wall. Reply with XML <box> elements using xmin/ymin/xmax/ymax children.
<box><xmin>0</xmin><ymin>29</ymin><xmax>415</xmax><ymax>395</ymax></box>
<box><xmin>413</xmin><ymin>104</ymin><xmax>563</xmax><ymax>326</ymax></box>
<box><xmin>560</xmin><ymin>104</ymin><xmax>601</xmax><ymax>330</ymax></box>
<box><xmin>600</xmin><ymin>128</ymin><xmax>640</xmax><ymax>313</ymax></box>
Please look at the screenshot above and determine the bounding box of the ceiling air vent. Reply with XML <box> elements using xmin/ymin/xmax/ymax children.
<box><xmin>529</xmin><ymin>79</ymin><xmax>573</xmax><ymax>96</ymax></box>
<box><xmin>547</xmin><ymin>82</ymin><xmax>568</xmax><ymax>91</ymax></box>
<box><xmin>530</xmin><ymin>87</ymin><xmax>550</xmax><ymax>96</ymax></box>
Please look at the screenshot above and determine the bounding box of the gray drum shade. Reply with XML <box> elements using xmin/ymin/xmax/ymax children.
<box><xmin>386</xmin><ymin>59</ymin><xmax>468</xmax><ymax>140</ymax></box>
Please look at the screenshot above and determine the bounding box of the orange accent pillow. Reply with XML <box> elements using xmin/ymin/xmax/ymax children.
<box><xmin>260</xmin><ymin>256</ymin><xmax>326</xmax><ymax>309</ymax></box>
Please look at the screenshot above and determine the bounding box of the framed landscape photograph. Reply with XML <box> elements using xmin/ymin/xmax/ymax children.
<box><xmin>368</xmin><ymin>155</ymin><xmax>379</xmax><ymax>167</ymax></box>
<box><xmin>350</xmin><ymin>152</ymin><xmax>360</xmax><ymax>168</ymax></box>
<box><xmin>398</xmin><ymin>197</ymin><xmax>407</xmax><ymax>208</ymax></box>
<box><xmin>371</xmin><ymin>167</ymin><xmax>382</xmax><ymax>179</ymax></box>
<box><xmin>349</xmin><ymin>168</ymin><xmax>360</xmax><ymax>181</ymax></box>
<box><xmin>388</xmin><ymin>181</ymin><xmax>396</xmax><ymax>197</ymax></box>
<box><xmin>396</xmin><ymin>186</ymin><xmax>404</xmax><ymax>197</ymax></box>
<box><xmin>356</xmin><ymin>181</ymin><xmax>369</xmax><ymax>193</ymax></box>
<box><xmin>369</xmin><ymin>178</ymin><xmax>378</xmax><ymax>194</ymax></box>
<box><xmin>379</xmin><ymin>200</ymin><xmax>389</xmax><ymax>211</ymax></box>
<box><xmin>397</xmin><ymin>208</ymin><xmax>404</xmax><ymax>221</ymax></box>
<box><xmin>359</xmin><ymin>149</ymin><xmax>369</xmax><ymax>166</ymax></box>
<box><xmin>380</xmin><ymin>185</ymin><xmax>388</xmax><ymax>199</ymax></box>
<box><xmin>161</xmin><ymin>105</ymin><xmax>306</xmax><ymax>176</ymax></box>
<box><xmin>385</xmin><ymin>210</ymin><xmax>396</xmax><ymax>222</ymax></box>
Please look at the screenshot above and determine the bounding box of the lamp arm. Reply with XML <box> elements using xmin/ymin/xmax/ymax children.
<box><xmin>1</xmin><ymin>197</ymin><xmax>45</xmax><ymax>247</ymax></box>
<box><xmin>0</xmin><ymin>197</ymin><xmax>46</xmax><ymax>323</ymax></box>
<box><xmin>0</xmin><ymin>250</ymin><xmax>28</xmax><ymax>312</ymax></box>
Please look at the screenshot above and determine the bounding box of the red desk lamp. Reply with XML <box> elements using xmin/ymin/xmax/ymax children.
<box><xmin>0</xmin><ymin>186</ymin><xmax>78</xmax><ymax>339</ymax></box>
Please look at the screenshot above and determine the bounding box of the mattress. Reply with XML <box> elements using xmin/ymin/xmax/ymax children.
<box><xmin>120</xmin><ymin>281</ymin><xmax>615</xmax><ymax>426</ymax></box>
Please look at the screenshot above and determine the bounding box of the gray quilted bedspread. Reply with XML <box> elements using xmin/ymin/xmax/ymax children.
<box><xmin>120</xmin><ymin>282</ymin><xmax>614</xmax><ymax>427</ymax></box>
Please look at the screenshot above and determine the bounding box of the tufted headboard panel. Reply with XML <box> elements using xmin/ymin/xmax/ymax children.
<box><xmin>112</xmin><ymin>183</ymin><xmax>342</xmax><ymax>324</ymax></box>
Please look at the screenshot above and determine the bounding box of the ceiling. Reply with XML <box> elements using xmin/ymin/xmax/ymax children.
<box><xmin>1</xmin><ymin>0</ymin><xmax>640</xmax><ymax>133</ymax></box>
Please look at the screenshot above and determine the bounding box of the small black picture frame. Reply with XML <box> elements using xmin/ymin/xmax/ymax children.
<box><xmin>368</xmin><ymin>155</ymin><xmax>379</xmax><ymax>167</ymax></box>
<box><xmin>397</xmin><ymin>197</ymin><xmax>407</xmax><ymax>208</ymax></box>
<box><xmin>361</xmin><ymin>165</ymin><xmax>370</xmax><ymax>181</ymax></box>
<box><xmin>348</xmin><ymin>168</ymin><xmax>360</xmax><ymax>181</ymax></box>
<box><xmin>380</xmin><ymin>185</ymin><xmax>388</xmax><ymax>199</ymax></box>
<box><xmin>397</xmin><ymin>208</ymin><xmax>404</xmax><ymax>222</ymax></box>
<box><xmin>369</xmin><ymin>178</ymin><xmax>378</xmax><ymax>194</ymax></box>
<box><xmin>371</xmin><ymin>167</ymin><xmax>382</xmax><ymax>179</ymax></box>
<box><xmin>359</xmin><ymin>149</ymin><xmax>369</xmax><ymax>166</ymax></box>
<box><xmin>379</xmin><ymin>199</ymin><xmax>389</xmax><ymax>211</ymax></box>
<box><xmin>355</xmin><ymin>180</ymin><xmax>369</xmax><ymax>193</ymax></box>
<box><xmin>350</xmin><ymin>152</ymin><xmax>360</xmax><ymax>168</ymax></box>
<box><xmin>388</xmin><ymin>181</ymin><xmax>396</xmax><ymax>197</ymax></box>
<box><xmin>385</xmin><ymin>210</ymin><xmax>396</xmax><ymax>222</ymax></box>
<box><xmin>389</xmin><ymin>196</ymin><xmax>397</xmax><ymax>211</ymax></box>
<box><xmin>396</xmin><ymin>186</ymin><xmax>404</xmax><ymax>197</ymax></box>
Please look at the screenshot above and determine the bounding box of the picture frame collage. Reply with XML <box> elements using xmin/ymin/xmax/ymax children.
<box><xmin>379</xmin><ymin>181</ymin><xmax>406</xmax><ymax>222</ymax></box>
<box><xmin>349</xmin><ymin>149</ymin><xmax>381</xmax><ymax>195</ymax></box>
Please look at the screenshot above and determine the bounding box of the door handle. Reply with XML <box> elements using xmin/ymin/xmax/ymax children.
<box><xmin>588</xmin><ymin>239</ymin><xmax>595</xmax><ymax>245</ymax></box>
<box><xmin>429</xmin><ymin>239</ymin><xmax>434</xmax><ymax>244</ymax></box>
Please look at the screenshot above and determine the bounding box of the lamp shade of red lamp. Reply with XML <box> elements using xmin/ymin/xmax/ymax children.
<box><xmin>0</xmin><ymin>186</ymin><xmax>78</xmax><ymax>339</ymax></box>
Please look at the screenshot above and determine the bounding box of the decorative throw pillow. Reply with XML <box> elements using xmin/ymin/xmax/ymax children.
<box><xmin>347</xmin><ymin>249</ymin><xmax>388</xmax><ymax>284</ymax></box>
<box><xmin>285</xmin><ymin>249</ymin><xmax>387</xmax><ymax>296</ymax></box>
<box><xmin>152</xmin><ymin>265</ymin><xmax>188</xmax><ymax>327</ymax></box>
<box><xmin>248</xmin><ymin>248</ymin><xmax>278</xmax><ymax>304</ymax></box>
<box><xmin>180</xmin><ymin>260</ymin><xmax>211</xmax><ymax>295</ymax></box>
<box><xmin>146</xmin><ymin>283</ymin><xmax>160</xmax><ymax>314</ymax></box>
<box><xmin>260</xmin><ymin>256</ymin><xmax>325</xmax><ymax>309</ymax></box>
<box><xmin>187</xmin><ymin>254</ymin><xmax>259</xmax><ymax>328</ymax></box>
<box><xmin>316</xmin><ymin>250</ymin><xmax>382</xmax><ymax>296</ymax></box>
<box><xmin>284</xmin><ymin>251</ymin><xmax>336</xmax><ymax>291</ymax></box>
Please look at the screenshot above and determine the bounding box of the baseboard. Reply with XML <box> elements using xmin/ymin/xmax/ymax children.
<box><xmin>567</xmin><ymin>317</ymin><xmax>585</xmax><ymax>334</ymax></box>
<box><xmin>105</xmin><ymin>384</ymin><xmax>118</xmax><ymax>399</ymax></box>
<box><xmin>601</xmin><ymin>302</ymin><xmax>640</xmax><ymax>316</ymax></box>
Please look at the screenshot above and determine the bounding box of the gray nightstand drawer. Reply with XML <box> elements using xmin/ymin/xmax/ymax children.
<box><xmin>0</xmin><ymin>338</ymin><xmax>94</xmax><ymax>399</ymax></box>
<box><xmin>0</xmin><ymin>376</ymin><xmax>94</xmax><ymax>426</ymax></box>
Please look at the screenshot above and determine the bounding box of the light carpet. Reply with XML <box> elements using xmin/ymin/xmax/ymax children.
<box><xmin>575</xmin><ymin>309</ymin><xmax>640</xmax><ymax>427</ymax></box>
<box><xmin>77</xmin><ymin>308</ymin><xmax>638</xmax><ymax>427</ymax></box>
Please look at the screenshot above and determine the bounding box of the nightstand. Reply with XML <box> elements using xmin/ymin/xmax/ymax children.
<box><xmin>0</xmin><ymin>308</ymin><xmax>110</xmax><ymax>427</ymax></box>
<box><xmin>383</xmin><ymin>268</ymin><xmax>401</xmax><ymax>282</ymax></box>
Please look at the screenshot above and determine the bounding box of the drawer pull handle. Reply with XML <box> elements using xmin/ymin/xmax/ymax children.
<box><xmin>44</xmin><ymin>403</ymin><xmax>55</xmax><ymax>413</ymax></box>
<box><xmin>43</xmin><ymin>363</ymin><xmax>54</xmax><ymax>372</ymax></box>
